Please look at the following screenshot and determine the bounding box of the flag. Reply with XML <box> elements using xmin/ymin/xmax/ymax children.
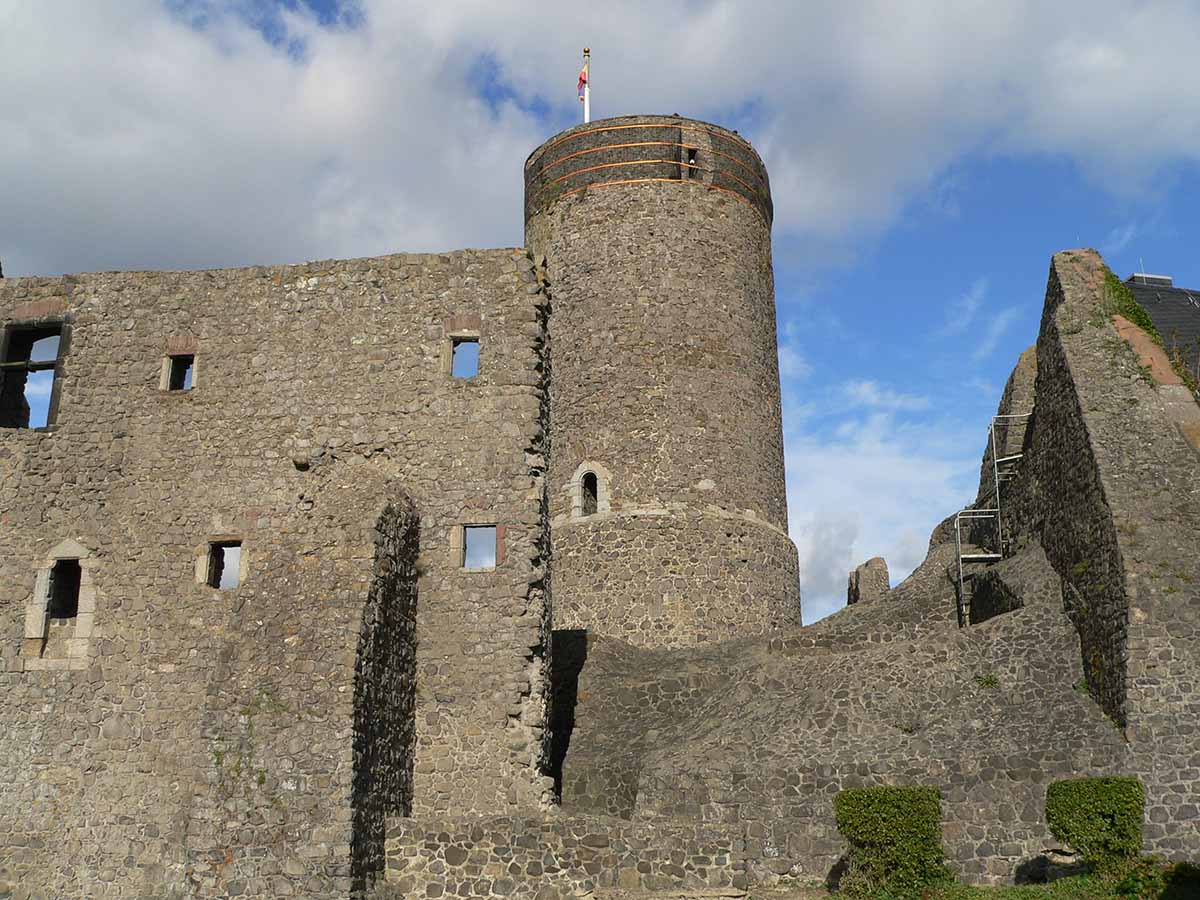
<box><xmin>578</xmin><ymin>61</ymin><xmax>589</xmax><ymax>99</ymax></box>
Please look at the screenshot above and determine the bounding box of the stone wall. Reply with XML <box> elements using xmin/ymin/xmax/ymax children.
<box><xmin>378</xmin><ymin>813</ymin><xmax>746</xmax><ymax>899</ymax></box>
<box><xmin>969</xmin><ymin>544</ymin><xmax>1059</xmax><ymax>625</ymax></box>
<box><xmin>976</xmin><ymin>345</ymin><xmax>1037</xmax><ymax>506</ymax></box>
<box><xmin>1003</xmin><ymin>250</ymin><xmax>1200</xmax><ymax>862</ymax></box>
<box><xmin>524</xmin><ymin>115</ymin><xmax>773</xmax><ymax>228</ymax></box>
<box><xmin>526</xmin><ymin>115</ymin><xmax>801</xmax><ymax>648</ymax></box>
<box><xmin>0</xmin><ymin>248</ymin><xmax>554</xmax><ymax>898</ymax></box>
<box><xmin>555</xmin><ymin>541</ymin><xmax>1129</xmax><ymax>886</ymax></box>
<box><xmin>1003</xmin><ymin>257</ymin><xmax>1129</xmax><ymax>729</ymax></box>
<box><xmin>846</xmin><ymin>557</ymin><xmax>889</xmax><ymax>605</ymax></box>
<box><xmin>553</xmin><ymin>511</ymin><xmax>799</xmax><ymax>647</ymax></box>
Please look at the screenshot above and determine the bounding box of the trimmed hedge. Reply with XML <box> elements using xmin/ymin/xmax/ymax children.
<box><xmin>1045</xmin><ymin>777</ymin><xmax>1145</xmax><ymax>871</ymax></box>
<box><xmin>833</xmin><ymin>785</ymin><xmax>951</xmax><ymax>898</ymax></box>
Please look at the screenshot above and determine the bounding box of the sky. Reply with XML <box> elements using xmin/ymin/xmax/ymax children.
<box><xmin>4</xmin><ymin>0</ymin><xmax>1200</xmax><ymax>621</ymax></box>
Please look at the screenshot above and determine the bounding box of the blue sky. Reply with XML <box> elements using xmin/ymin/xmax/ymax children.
<box><xmin>5</xmin><ymin>1</ymin><xmax>1200</xmax><ymax>620</ymax></box>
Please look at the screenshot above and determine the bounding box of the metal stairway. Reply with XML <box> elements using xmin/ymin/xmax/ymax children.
<box><xmin>954</xmin><ymin>413</ymin><xmax>1031</xmax><ymax>627</ymax></box>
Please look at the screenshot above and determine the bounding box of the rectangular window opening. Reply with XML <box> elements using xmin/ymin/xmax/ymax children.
<box><xmin>685</xmin><ymin>147</ymin><xmax>698</xmax><ymax>179</ymax></box>
<box><xmin>48</xmin><ymin>559</ymin><xmax>81</xmax><ymax>619</ymax></box>
<box><xmin>451</xmin><ymin>338</ymin><xmax>480</xmax><ymax>379</ymax></box>
<box><xmin>168</xmin><ymin>354</ymin><xmax>194</xmax><ymax>391</ymax></box>
<box><xmin>462</xmin><ymin>526</ymin><xmax>497</xmax><ymax>570</ymax></box>
<box><xmin>1</xmin><ymin>324</ymin><xmax>63</xmax><ymax>429</ymax></box>
<box><xmin>207</xmin><ymin>541</ymin><xmax>242</xmax><ymax>590</ymax></box>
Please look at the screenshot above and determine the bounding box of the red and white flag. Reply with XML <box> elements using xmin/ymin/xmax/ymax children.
<box><xmin>578</xmin><ymin>48</ymin><xmax>591</xmax><ymax>123</ymax></box>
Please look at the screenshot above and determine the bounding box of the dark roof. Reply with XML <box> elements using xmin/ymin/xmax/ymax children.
<box><xmin>1125</xmin><ymin>276</ymin><xmax>1200</xmax><ymax>380</ymax></box>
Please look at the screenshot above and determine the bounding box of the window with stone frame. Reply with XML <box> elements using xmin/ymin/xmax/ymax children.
<box><xmin>23</xmin><ymin>539</ymin><xmax>97</xmax><ymax>670</ymax></box>
<box><xmin>207</xmin><ymin>541</ymin><xmax>243</xmax><ymax>590</ymax></box>
<box><xmin>0</xmin><ymin>322</ymin><xmax>64</xmax><ymax>429</ymax></box>
<box><xmin>450</xmin><ymin>337</ymin><xmax>480</xmax><ymax>378</ymax></box>
<box><xmin>167</xmin><ymin>354</ymin><xmax>195</xmax><ymax>391</ymax></box>
<box><xmin>47</xmin><ymin>559</ymin><xmax>81</xmax><ymax>619</ymax></box>
<box><xmin>462</xmin><ymin>525</ymin><xmax>497</xmax><ymax>569</ymax></box>
<box><xmin>572</xmin><ymin>462</ymin><xmax>611</xmax><ymax>519</ymax></box>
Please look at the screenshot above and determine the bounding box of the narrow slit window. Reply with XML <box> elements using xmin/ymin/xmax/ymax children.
<box><xmin>47</xmin><ymin>559</ymin><xmax>81</xmax><ymax>619</ymax></box>
<box><xmin>207</xmin><ymin>541</ymin><xmax>242</xmax><ymax>590</ymax></box>
<box><xmin>581</xmin><ymin>472</ymin><xmax>598</xmax><ymax>516</ymax></box>
<box><xmin>451</xmin><ymin>338</ymin><xmax>480</xmax><ymax>378</ymax></box>
<box><xmin>462</xmin><ymin>526</ymin><xmax>497</xmax><ymax>569</ymax></box>
<box><xmin>1</xmin><ymin>324</ymin><xmax>63</xmax><ymax>429</ymax></box>
<box><xmin>168</xmin><ymin>355</ymin><xmax>194</xmax><ymax>391</ymax></box>
<box><xmin>685</xmin><ymin>147</ymin><xmax>698</xmax><ymax>178</ymax></box>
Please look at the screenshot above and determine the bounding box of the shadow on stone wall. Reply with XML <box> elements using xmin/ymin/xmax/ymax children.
<box><xmin>352</xmin><ymin>499</ymin><xmax>420</xmax><ymax>893</ymax></box>
<box><xmin>547</xmin><ymin>629</ymin><xmax>588</xmax><ymax>801</ymax></box>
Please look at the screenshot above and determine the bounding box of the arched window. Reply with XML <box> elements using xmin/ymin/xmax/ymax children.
<box><xmin>571</xmin><ymin>461</ymin><xmax>610</xmax><ymax>519</ymax></box>
<box><xmin>581</xmin><ymin>472</ymin><xmax>598</xmax><ymax>516</ymax></box>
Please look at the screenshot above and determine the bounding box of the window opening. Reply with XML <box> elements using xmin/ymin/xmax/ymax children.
<box><xmin>685</xmin><ymin>147</ymin><xmax>698</xmax><ymax>178</ymax></box>
<box><xmin>581</xmin><ymin>472</ymin><xmax>598</xmax><ymax>516</ymax></box>
<box><xmin>47</xmin><ymin>559</ymin><xmax>81</xmax><ymax>619</ymax></box>
<box><xmin>207</xmin><ymin>541</ymin><xmax>242</xmax><ymax>590</ymax></box>
<box><xmin>168</xmin><ymin>354</ymin><xmax>194</xmax><ymax>391</ymax></box>
<box><xmin>1</xmin><ymin>323</ymin><xmax>62</xmax><ymax>429</ymax></box>
<box><xmin>462</xmin><ymin>526</ymin><xmax>496</xmax><ymax>569</ymax></box>
<box><xmin>451</xmin><ymin>338</ymin><xmax>479</xmax><ymax>378</ymax></box>
<box><xmin>29</xmin><ymin>335</ymin><xmax>60</xmax><ymax>362</ymax></box>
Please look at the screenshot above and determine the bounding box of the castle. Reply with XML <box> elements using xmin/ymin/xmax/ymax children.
<box><xmin>1</xmin><ymin>115</ymin><xmax>1197</xmax><ymax>900</ymax></box>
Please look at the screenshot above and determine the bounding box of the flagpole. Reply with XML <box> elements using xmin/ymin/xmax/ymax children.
<box><xmin>582</xmin><ymin>47</ymin><xmax>591</xmax><ymax>123</ymax></box>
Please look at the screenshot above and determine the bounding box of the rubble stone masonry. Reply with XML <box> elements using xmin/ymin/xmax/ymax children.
<box><xmin>0</xmin><ymin>249</ymin><xmax>554</xmax><ymax>897</ymax></box>
<box><xmin>5</xmin><ymin>113</ymin><xmax>1196</xmax><ymax>899</ymax></box>
<box><xmin>1005</xmin><ymin>250</ymin><xmax>1200</xmax><ymax>861</ymax></box>
<box><xmin>526</xmin><ymin>116</ymin><xmax>801</xmax><ymax>648</ymax></box>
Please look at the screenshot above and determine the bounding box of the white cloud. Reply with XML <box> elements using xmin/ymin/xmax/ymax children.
<box><xmin>4</xmin><ymin>2</ymin><xmax>1200</xmax><ymax>276</ymax></box>
<box><xmin>786</xmin><ymin>410</ymin><xmax>979</xmax><ymax>623</ymax></box>
<box><xmin>964</xmin><ymin>377</ymin><xmax>999</xmax><ymax>398</ymax></box>
<box><xmin>0</xmin><ymin>1</ymin><xmax>542</xmax><ymax>275</ymax></box>
<box><xmin>939</xmin><ymin>277</ymin><xmax>988</xmax><ymax>337</ymax></box>
<box><xmin>972</xmin><ymin>307</ymin><xmax>1023</xmax><ymax>361</ymax></box>
<box><xmin>844</xmin><ymin>379</ymin><xmax>931</xmax><ymax>412</ymax></box>
<box><xmin>22</xmin><ymin>373</ymin><xmax>55</xmax><ymax>399</ymax></box>
<box><xmin>1102</xmin><ymin>222</ymin><xmax>1138</xmax><ymax>255</ymax></box>
<box><xmin>778</xmin><ymin>345</ymin><xmax>813</xmax><ymax>380</ymax></box>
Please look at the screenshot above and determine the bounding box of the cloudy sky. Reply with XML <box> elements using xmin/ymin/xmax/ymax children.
<box><xmin>5</xmin><ymin>1</ymin><xmax>1200</xmax><ymax>621</ymax></box>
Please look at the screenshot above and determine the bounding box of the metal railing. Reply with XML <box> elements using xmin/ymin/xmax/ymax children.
<box><xmin>953</xmin><ymin>412</ymin><xmax>1032</xmax><ymax>627</ymax></box>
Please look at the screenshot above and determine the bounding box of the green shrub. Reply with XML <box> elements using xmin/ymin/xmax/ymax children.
<box><xmin>1113</xmin><ymin>857</ymin><xmax>1200</xmax><ymax>900</ymax></box>
<box><xmin>833</xmin><ymin>785</ymin><xmax>952</xmax><ymax>898</ymax></box>
<box><xmin>1103</xmin><ymin>269</ymin><xmax>1163</xmax><ymax>346</ymax></box>
<box><xmin>1045</xmin><ymin>777</ymin><xmax>1145</xmax><ymax>871</ymax></box>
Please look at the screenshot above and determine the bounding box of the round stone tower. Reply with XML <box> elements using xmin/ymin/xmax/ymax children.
<box><xmin>525</xmin><ymin>114</ymin><xmax>801</xmax><ymax>648</ymax></box>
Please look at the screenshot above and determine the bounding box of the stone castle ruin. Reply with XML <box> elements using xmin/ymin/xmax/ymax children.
<box><xmin>0</xmin><ymin>115</ymin><xmax>1196</xmax><ymax>899</ymax></box>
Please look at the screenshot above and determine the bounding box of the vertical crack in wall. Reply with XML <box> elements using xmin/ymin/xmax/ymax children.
<box><xmin>512</xmin><ymin>253</ymin><xmax>556</xmax><ymax>808</ymax></box>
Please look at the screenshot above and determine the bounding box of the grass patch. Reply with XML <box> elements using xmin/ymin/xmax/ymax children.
<box><xmin>921</xmin><ymin>859</ymin><xmax>1200</xmax><ymax>899</ymax></box>
<box><xmin>925</xmin><ymin>873</ymin><xmax>1113</xmax><ymax>898</ymax></box>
